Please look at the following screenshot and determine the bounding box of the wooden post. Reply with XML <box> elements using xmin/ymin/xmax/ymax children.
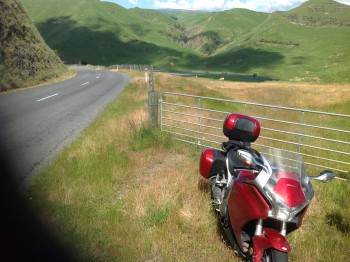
<box><xmin>148</xmin><ymin>91</ymin><xmax>158</xmax><ymax>128</ymax></box>
<box><xmin>148</xmin><ymin>66</ymin><xmax>158</xmax><ymax>127</ymax></box>
<box><xmin>145</xmin><ymin>67</ymin><xmax>148</xmax><ymax>83</ymax></box>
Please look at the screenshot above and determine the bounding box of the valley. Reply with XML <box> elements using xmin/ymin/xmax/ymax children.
<box><xmin>20</xmin><ymin>0</ymin><xmax>350</xmax><ymax>83</ymax></box>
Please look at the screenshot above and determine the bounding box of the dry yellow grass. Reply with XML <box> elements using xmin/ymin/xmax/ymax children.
<box><xmin>155</xmin><ymin>73</ymin><xmax>350</xmax><ymax>110</ymax></box>
<box><xmin>118</xmin><ymin>146</ymin><xmax>238</xmax><ymax>261</ymax></box>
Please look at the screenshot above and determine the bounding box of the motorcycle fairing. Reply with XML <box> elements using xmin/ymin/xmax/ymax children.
<box><xmin>252</xmin><ymin>228</ymin><xmax>290</xmax><ymax>262</ymax></box>
<box><xmin>228</xmin><ymin>180</ymin><xmax>270</xmax><ymax>251</ymax></box>
<box><xmin>273</xmin><ymin>173</ymin><xmax>306</xmax><ymax>207</ymax></box>
<box><xmin>248</xmin><ymin>154</ymin><xmax>314</xmax><ymax>222</ymax></box>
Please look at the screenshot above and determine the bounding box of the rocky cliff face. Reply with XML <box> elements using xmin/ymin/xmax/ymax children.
<box><xmin>0</xmin><ymin>0</ymin><xmax>67</xmax><ymax>89</ymax></box>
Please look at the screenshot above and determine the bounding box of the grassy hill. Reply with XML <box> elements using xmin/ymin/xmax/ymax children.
<box><xmin>211</xmin><ymin>0</ymin><xmax>350</xmax><ymax>82</ymax></box>
<box><xmin>21</xmin><ymin>0</ymin><xmax>190</xmax><ymax>66</ymax></box>
<box><xmin>0</xmin><ymin>0</ymin><xmax>67</xmax><ymax>89</ymax></box>
<box><xmin>21</xmin><ymin>0</ymin><xmax>350</xmax><ymax>82</ymax></box>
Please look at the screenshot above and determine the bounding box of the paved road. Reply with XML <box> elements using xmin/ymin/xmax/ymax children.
<box><xmin>0</xmin><ymin>67</ymin><xmax>130</xmax><ymax>187</ymax></box>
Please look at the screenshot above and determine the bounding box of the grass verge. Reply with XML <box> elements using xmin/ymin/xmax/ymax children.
<box><xmin>27</xmin><ymin>72</ymin><xmax>350</xmax><ymax>261</ymax></box>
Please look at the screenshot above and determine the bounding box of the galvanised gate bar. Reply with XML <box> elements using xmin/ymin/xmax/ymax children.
<box><xmin>160</xmin><ymin>92</ymin><xmax>350</xmax><ymax>179</ymax></box>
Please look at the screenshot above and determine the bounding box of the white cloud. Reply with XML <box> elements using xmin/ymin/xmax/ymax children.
<box><xmin>192</xmin><ymin>0</ymin><xmax>225</xmax><ymax>10</ymax></box>
<box><xmin>154</xmin><ymin>0</ymin><xmax>190</xmax><ymax>10</ymax></box>
<box><xmin>152</xmin><ymin>0</ymin><xmax>349</xmax><ymax>12</ymax></box>
<box><xmin>225</xmin><ymin>0</ymin><xmax>307</xmax><ymax>12</ymax></box>
<box><xmin>337</xmin><ymin>0</ymin><xmax>350</xmax><ymax>4</ymax></box>
<box><xmin>128</xmin><ymin>0</ymin><xmax>137</xmax><ymax>5</ymax></box>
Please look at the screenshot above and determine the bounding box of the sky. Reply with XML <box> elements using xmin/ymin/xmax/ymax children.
<box><xmin>101</xmin><ymin>0</ymin><xmax>350</xmax><ymax>13</ymax></box>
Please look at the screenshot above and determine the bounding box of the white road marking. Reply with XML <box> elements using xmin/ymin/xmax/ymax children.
<box><xmin>82</xmin><ymin>82</ymin><xmax>90</xmax><ymax>85</ymax></box>
<box><xmin>37</xmin><ymin>93</ymin><xmax>59</xmax><ymax>102</ymax></box>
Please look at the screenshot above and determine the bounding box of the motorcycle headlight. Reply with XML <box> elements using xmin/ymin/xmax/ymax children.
<box><xmin>275</xmin><ymin>207</ymin><xmax>290</xmax><ymax>221</ymax></box>
<box><xmin>265</xmin><ymin>190</ymin><xmax>293</xmax><ymax>222</ymax></box>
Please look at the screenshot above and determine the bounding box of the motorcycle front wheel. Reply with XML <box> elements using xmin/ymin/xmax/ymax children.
<box><xmin>264</xmin><ymin>249</ymin><xmax>288</xmax><ymax>262</ymax></box>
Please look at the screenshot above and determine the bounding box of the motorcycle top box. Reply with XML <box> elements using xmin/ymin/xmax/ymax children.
<box><xmin>200</xmin><ymin>113</ymin><xmax>261</xmax><ymax>180</ymax></box>
<box><xmin>223</xmin><ymin>113</ymin><xmax>260</xmax><ymax>142</ymax></box>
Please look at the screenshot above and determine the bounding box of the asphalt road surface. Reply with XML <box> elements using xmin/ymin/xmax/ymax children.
<box><xmin>0</xmin><ymin>67</ymin><xmax>130</xmax><ymax>188</ymax></box>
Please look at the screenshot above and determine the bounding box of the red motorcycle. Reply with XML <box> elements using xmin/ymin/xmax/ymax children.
<box><xmin>199</xmin><ymin>113</ymin><xmax>335</xmax><ymax>261</ymax></box>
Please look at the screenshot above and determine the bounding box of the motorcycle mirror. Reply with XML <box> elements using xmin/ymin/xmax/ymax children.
<box><xmin>309</xmin><ymin>170</ymin><xmax>336</xmax><ymax>183</ymax></box>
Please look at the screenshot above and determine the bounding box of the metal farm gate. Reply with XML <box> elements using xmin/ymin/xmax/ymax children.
<box><xmin>159</xmin><ymin>92</ymin><xmax>350</xmax><ymax>180</ymax></box>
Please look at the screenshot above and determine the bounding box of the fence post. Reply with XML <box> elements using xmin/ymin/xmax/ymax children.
<box><xmin>298</xmin><ymin>111</ymin><xmax>305</xmax><ymax>155</ymax></box>
<box><xmin>197</xmin><ymin>98</ymin><xmax>201</xmax><ymax>146</ymax></box>
<box><xmin>160</xmin><ymin>93</ymin><xmax>163</xmax><ymax>131</ymax></box>
<box><xmin>145</xmin><ymin>67</ymin><xmax>149</xmax><ymax>83</ymax></box>
<box><xmin>148</xmin><ymin>65</ymin><xmax>158</xmax><ymax>128</ymax></box>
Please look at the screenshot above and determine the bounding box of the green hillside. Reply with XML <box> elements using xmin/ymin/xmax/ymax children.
<box><xmin>282</xmin><ymin>0</ymin><xmax>350</xmax><ymax>27</ymax></box>
<box><xmin>21</xmin><ymin>0</ymin><xmax>350</xmax><ymax>83</ymax></box>
<box><xmin>0</xmin><ymin>0</ymin><xmax>67</xmax><ymax>89</ymax></box>
<box><xmin>210</xmin><ymin>0</ymin><xmax>350</xmax><ymax>82</ymax></box>
<box><xmin>21</xmin><ymin>0</ymin><xmax>191</xmax><ymax>66</ymax></box>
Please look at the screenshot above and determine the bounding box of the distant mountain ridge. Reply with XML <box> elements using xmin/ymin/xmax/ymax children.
<box><xmin>157</xmin><ymin>9</ymin><xmax>207</xmax><ymax>13</ymax></box>
<box><xmin>21</xmin><ymin>0</ymin><xmax>350</xmax><ymax>82</ymax></box>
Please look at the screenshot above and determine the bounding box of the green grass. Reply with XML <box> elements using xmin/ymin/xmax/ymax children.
<box><xmin>26</xmin><ymin>71</ymin><xmax>350</xmax><ymax>261</ymax></box>
<box><xmin>28</xmin><ymin>80</ymin><xmax>148</xmax><ymax>260</ymax></box>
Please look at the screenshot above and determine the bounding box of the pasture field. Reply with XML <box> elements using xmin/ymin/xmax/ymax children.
<box><xmin>27</xmin><ymin>72</ymin><xmax>350</xmax><ymax>261</ymax></box>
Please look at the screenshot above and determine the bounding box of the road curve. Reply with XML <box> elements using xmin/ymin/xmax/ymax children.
<box><xmin>0</xmin><ymin>67</ymin><xmax>131</xmax><ymax>187</ymax></box>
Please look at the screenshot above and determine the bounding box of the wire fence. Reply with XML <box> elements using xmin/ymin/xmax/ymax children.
<box><xmin>160</xmin><ymin>92</ymin><xmax>350</xmax><ymax>180</ymax></box>
<box><xmin>107</xmin><ymin>64</ymin><xmax>150</xmax><ymax>72</ymax></box>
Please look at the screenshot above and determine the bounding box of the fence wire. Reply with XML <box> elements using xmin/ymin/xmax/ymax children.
<box><xmin>160</xmin><ymin>92</ymin><xmax>350</xmax><ymax>179</ymax></box>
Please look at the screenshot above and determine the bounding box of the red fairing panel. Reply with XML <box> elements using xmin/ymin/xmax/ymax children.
<box><xmin>199</xmin><ymin>148</ymin><xmax>214</xmax><ymax>179</ymax></box>
<box><xmin>252</xmin><ymin>229</ymin><xmax>291</xmax><ymax>262</ymax></box>
<box><xmin>274</xmin><ymin>172</ymin><xmax>306</xmax><ymax>207</ymax></box>
<box><xmin>228</xmin><ymin>183</ymin><xmax>270</xmax><ymax>249</ymax></box>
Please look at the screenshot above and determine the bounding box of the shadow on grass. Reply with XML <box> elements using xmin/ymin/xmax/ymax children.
<box><xmin>325</xmin><ymin>211</ymin><xmax>350</xmax><ymax>234</ymax></box>
<box><xmin>208</xmin><ymin>47</ymin><xmax>285</xmax><ymax>73</ymax></box>
<box><xmin>197</xmin><ymin>177</ymin><xmax>237</xmax><ymax>254</ymax></box>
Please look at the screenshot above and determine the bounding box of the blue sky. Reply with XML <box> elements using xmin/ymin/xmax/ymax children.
<box><xmin>101</xmin><ymin>0</ymin><xmax>350</xmax><ymax>13</ymax></box>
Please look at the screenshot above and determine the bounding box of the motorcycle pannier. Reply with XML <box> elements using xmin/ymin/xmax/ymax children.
<box><xmin>223</xmin><ymin>114</ymin><xmax>260</xmax><ymax>142</ymax></box>
<box><xmin>200</xmin><ymin>148</ymin><xmax>226</xmax><ymax>179</ymax></box>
